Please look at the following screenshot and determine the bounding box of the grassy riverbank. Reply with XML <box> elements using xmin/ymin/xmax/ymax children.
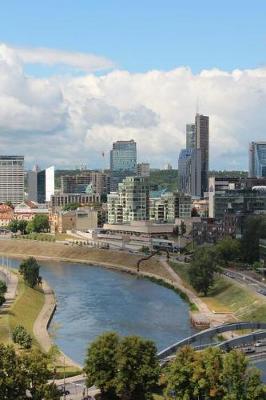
<box><xmin>0</xmin><ymin>239</ymin><xmax>172</xmax><ymax>281</ymax></box>
<box><xmin>0</xmin><ymin>274</ymin><xmax>45</xmax><ymax>345</ymax></box>
<box><xmin>170</xmin><ymin>261</ymin><xmax>266</xmax><ymax>322</ymax></box>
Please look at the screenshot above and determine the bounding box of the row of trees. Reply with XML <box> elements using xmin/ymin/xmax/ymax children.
<box><xmin>8</xmin><ymin>215</ymin><xmax>49</xmax><ymax>234</ymax></box>
<box><xmin>84</xmin><ymin>332</ymin><xmax>265</xmax><ymax>400</ymax></box>
<box><xmin>0</xmin><ymin>344</ymin><xmax>60</xmax><ymax>400</ymax></box>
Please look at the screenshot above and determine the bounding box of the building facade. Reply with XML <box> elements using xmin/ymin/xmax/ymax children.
<box><xmin>249</xmin><ymin>141</ymin><xmax>266</xmax><ymax>178</ymax></box>
<box><xmin>0</xmin><ymin>156</ymin><xmax>24</xmax><ymax>205</ymax></box>
<box><xmin>195</xmin><ymin>113</ymin><xmax>209</xmax><ymax>196</ymax></box>
<box><xmin>28</xmin><ymin>165</ymin><xmax>55</xmax><ymax>203</ymax></box>
<box><xmin>137</xmin><ymin>163</ymin><xmax>150</xmax><ymax>177</ymax></box>
<box><xmin>110</xmin><ymin>140</ymin><xmax>137</xmax><ymax>190</ymax></box>
<box><xmin>107</xmin><ymin>176</ymin><xmax>149</xmax><ymax>224</ymax></box>
<box><xmin>186</xmin><ymin>123</ymin><xmax>196</xmax><ymax>149</ymax></box>
<box><xmin>50</xmin><ymin>193</ymin><xmax>101</xmax><ymax>208</ymax></box>
<box><xmin>61</xmin><ymin>171</ymin><xmax>110</xmax><ymax>195</ymax></box>
<box><xmin>150</xmin><ymin>191</ymin><xmax>191</xmax><ymax>222</ymax></box>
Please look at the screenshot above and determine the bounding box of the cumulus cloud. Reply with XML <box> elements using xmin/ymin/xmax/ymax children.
<box><xmin>0</xmin><ymin>43</ymin><xmax>265</xmax><ymax>170</ymax></box>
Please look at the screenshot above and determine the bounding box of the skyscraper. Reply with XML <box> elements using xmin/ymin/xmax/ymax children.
<box><xmin>186</xmin><ymin>123</ymin><xmax>196</xmax><ymax>149</ymax></box>
<box><xmin>28</xmin><ymin>166</ymin><xmax>55</xmax><ymax>203</ymax></box>
<box><xmin>0</xmin><ymin>156</ymin><xmax>24</xmax><ymax>205</ymax></box>
<box><xmin>249</xmin><ymin>141</ymin><xmax>266</xmax><ymax>178</ymax></box>
<box><xmin>110</xmin><ymin>139</ymin><xmax>137</xmax><ymax>190</ymax></box>
<box><xmin>195</xmin><ymin>113</ymin><xmax>209</xmax><ymax>197</ymax></box>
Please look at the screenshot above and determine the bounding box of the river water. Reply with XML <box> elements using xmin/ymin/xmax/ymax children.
<box><xmin>8</xmin><ymin>258</ymin><xmax>266</xmax><ymax>382</ymax></box>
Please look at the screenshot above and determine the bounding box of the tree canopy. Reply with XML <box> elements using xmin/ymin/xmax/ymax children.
<box><xmin>0</xmin><ymin>344</ymin><xmax>60</xmax><ymax>400</ymax></box>
<box><xmin>241</xmin><ymin>215</ymin><xmax>266</xmax><ymax>264</ymax></box>
<box><xmin>84</xmin><ymin>332</ymin><xmax>160</xmax><ymax>400</ymax></box>
<box><xmin>188</xmin><ymin>246</ymin><xmax>220</xmax><ymax>295</ymax></box>
<box><xmin>215</xmin><ymin>237</ymin><xmax>241</xmax><ymax>266</ymax></box>
<box><xmin>164</xmin><ymin>346</ymin><xmax>265</xmax><ymax>400</ymax></box>
<box><xmin>19</xmin><ymin>257</ymin><xmax>41</xmax><ymax>288</ymax></box>
<box><xmin>26</xmin><ymin>215</ymin><xmax>50</xmax><ymax>233</ymax></box>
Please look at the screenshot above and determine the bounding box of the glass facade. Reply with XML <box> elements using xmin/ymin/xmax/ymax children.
<box><xmin>110</xmin><ymin>140</ymin><xmax>137</xmax><ymax>190</ymax></box>
<box><xmin>0</xmin><ymin>156</ymin><xmax>24</xmax><ymax>205</ymax></box>
<box><xmin>249</xmin><ymin>142</ymin><xmax>266</xmax><ymax>178</ymax></box>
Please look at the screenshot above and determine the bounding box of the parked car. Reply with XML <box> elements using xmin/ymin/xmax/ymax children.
<box><xmin>242</xmin><ymin>346</ymin><xmax>255</xmax><ymax>354</ymax></box>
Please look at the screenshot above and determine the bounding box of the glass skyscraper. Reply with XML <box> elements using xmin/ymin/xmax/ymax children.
<box><xmin>110</xmin><ymin>140</ymin><xmax>137</xmax><ymax>190</ymax></box>
<box><xmin>249</xmin><ymin>141</ymin><xmax>266</xmax><ymax>178</ymax></box>
<box><xmin>0</xmin><ymin>156</ymin><xmax>24</xmax><ymax>205</ymax></box>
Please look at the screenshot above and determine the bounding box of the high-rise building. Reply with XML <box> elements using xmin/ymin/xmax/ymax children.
<box><xmin>0</xmin><ymin>156</ymin><xmax>24</xmax><ymax>205</ymax></box>
<box><xmin>110</xmin><ymin>140</ymin><xmax>137</xmax><ymax>190</ymax></box>
<box><xmin>249</xmin><ymin>141</ymin><xmax>266</xmax><ymax>178</ymax></box>
<box><xmin>195</xmin><ymin>113</ymin><xmax>209</xmax><ymax>196</ymax></box>
<box><xmin>107</xmin><ymin>176</ymin><xmax>149</xmax><ymax>223</ymax></box>
<box><xmin>178</xmin><ymin>148</ymin><xmax>201</xmax><ymax>197</ymax></box>
<box><xmin>28</xmin><ymin>166</ymin><xmax>54</xmax><ymax>203</ymax></box>
<box><xmin>137</xmin><ymin>163</ymin><xmax>150</xmax><ymax>177</ymax></box>
<box><xmin>186</xmin><ymin>123</ymin><xmax>196</xmax><ymax>149</ymax></box>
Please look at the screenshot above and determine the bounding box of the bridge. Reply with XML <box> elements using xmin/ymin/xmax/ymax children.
<box><xmin>157</xmin><ymin>322</ymin><xmax>266</xmax><ymax>361</ymax></box>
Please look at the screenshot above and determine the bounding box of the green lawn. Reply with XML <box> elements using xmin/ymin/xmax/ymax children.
<box><xmin>170</xmin><ymin>261</ymin><xmax>266</xmax><ymax>322</ymax></box>
<box><xmin>0</xmin><ymin>275</ymin><xmax>45</xmax><ymax>346</ymax></box>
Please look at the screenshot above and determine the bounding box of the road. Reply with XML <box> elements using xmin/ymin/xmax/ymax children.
<box><xmin>223</xmin><ymin>268</ymin><xmax>266</xmax><ymax>298</ymax></box>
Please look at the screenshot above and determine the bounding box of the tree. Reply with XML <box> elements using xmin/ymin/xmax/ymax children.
<box><xmin>164</xmin><ymin>347</ymin><xmax>265</xmax><ymax>400</ymax></box>
<box><xmin>17</xmin><ymin>219</ymin><xmax>28</xmax><ymax>234</ymax></box>
<box><xmin>84</xmin><ymin>332</ymin><xmax>119</xmax><ymax>399</ymax></box>
<box><xmin>12</xmin><ymin>325</ymin><xmax>32</xmax><ymax>349</ymax></box>
<box><xmin>63</xmin><ymin>202</ymin><xmax>80</xmax><ymax>211</ymax></box>
<box><xmin>0</xmin><ymin>280</ymin><xmax>7</xmax><ymax>295</ymax></box>
<box><xmin>188</xmin><ymin>246</ymin><xmax>220</xmax><ymax>295</ymax></box>
<box><xmin>19</xmin><ymin>257</ymin><xmax>41</xmax><ymax>288</ymax></box>
<box><xmin>0</xmin><ymin>344</ymin><xmax>60</xmax><ymax>400</ymax></box>
<box><xmin>191</xmin><ymin>207</ymin><xmax>199</xmax><ymax>217</ymax></box>
<box><xmin>27</xmin><ymin>214</ymin><xmax>50</xmax><ymax>233</ymax></box>
<box><xmin>8</xmin><ymin>219</ymin><xmax>19</xmax><ymax>233</ymax></box>
<box><xmin>84</xmin><ymin>333</ymin><xmax>160</xmax><ymax>400</ymax></box>
<box><xmin>215</xmin><ymin>237</ymin><xmax>241</xmax><ymax>266</ymax></box>
<box><xmin>241</xmin><ymin>215</ymin><xmax>266</xmax><ymax>264</ymax></box>
<box><xmin>173</xmin><ymin>226</ymin><xmax>179</xmax><ymax>237</ymax></box>
<box><xmin>115</xmin><ymin>336</ymin><xmax>160</xmax><ymax>400</ymax></box>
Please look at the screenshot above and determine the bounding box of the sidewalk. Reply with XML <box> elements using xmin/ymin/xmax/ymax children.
<box><xmin>0</xmin><ymin>265</ymin><xmax>18</xmax><ymax>308</ymax></box>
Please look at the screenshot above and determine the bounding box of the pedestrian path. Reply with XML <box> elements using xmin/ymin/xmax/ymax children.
<box><xmin>0</xmin><ymin>265</ymin><xmax>18</xmax><ymax>309</ymax></box>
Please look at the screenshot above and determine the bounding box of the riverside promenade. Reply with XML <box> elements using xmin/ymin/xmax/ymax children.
<box><xmin>0</xmin><ymin>265</ymin><xmax>18</xmax><ymax>308</ymax></box>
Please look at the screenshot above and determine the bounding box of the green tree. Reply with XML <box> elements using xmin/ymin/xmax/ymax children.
<box><xmin>28</xmin><ymin>214</ymin><xmax>50</xmax><ymax>233</ymax></box>
<box><xmin>84</xmin><ymin>333</ymin><xmax>160</xmax><ymax>400</ymax></box>
<box><xmin>0</xmin><ymin>280</ymin><xmax>7</xmax><ymax>295</ymax></box>
<box><xmin>180</xmin><ymin>221</ymin><xmax>186</xmax><ymax>236</ymax></box>
<box><xmin>0</xmin><ymin>344</ymin><xmax>60</xmax><ymax>400</ymax></box>
<box><xmin>188</xmin><ymin>246</ymin><xmax>220</xmax><ymax>295</ymax></box>
<box><xmin>19</xmin><ymin>257</ymin><xmax>41</xmax><ymax>288</ymax></box>
<box><xmin>215</xmin><ymin>237</ymin><xmax>241</xmax><ymax>266</ymax></box>
<box><xmin>164</xmin><ymin>347</ymin><xmax>265</xmax><ymax>400</ymax></box>
<box><xmin>84</xmin><ymin>332</ymin><xmax>119</xmax><ymax>399</ymax></box>
<box><xmin>12</xmin><ymin>325</ymin><xmax>32</xmax><ymax>349</ymax></box>
<box><xmin>63</xmin><ymin>202</ymin><xmax>80</xmax><ymax>211</ymax></box>
<box><xmin>17</xmin><ymin>219</ymin><xmax>28</xmax><ymax>234</ymax></box>
<box><xmin>241</xmin><ymin>215</ymin><xmax>266</xmax><ymax>264</ymax></box>
<box><xmin>8</xmin><ymin>219</ymin><xmax>19</xmax><ymax>233</ymax></box>
<box><xmin>115</xmin><ymin>336</ymin><xmax>160</xmax><ymax>400</ymax></box>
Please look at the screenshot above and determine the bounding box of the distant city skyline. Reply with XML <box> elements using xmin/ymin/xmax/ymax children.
<box><xmin>0</xmin><ymin>2</ymin><xmax>265</xmax><ymax>170</ymax></box>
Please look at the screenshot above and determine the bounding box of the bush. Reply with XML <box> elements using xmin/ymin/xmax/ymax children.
<box><xmin>12</xmin><ymin>325</ymin><xmax>32</xmax><ymax>349</ymax></box>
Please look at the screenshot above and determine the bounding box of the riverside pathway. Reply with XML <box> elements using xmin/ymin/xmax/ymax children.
<box><xmin>161</xmin><ymin>258</ymin><xmax>235</xmax><ymax>327</ymax></box>
<box><xmin>0</xmin><ymin>266</ymin><xmax>18</xmax><ymax>309</ymax></box>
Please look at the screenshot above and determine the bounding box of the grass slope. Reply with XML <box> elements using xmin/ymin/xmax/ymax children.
<box><xmin>0</xmin><ymin>275</ymin><xmax>45</xmax><ymax>346</ymax></box>
<box><xmin>170</xmin><ymin>261</ymin><xmax>266</xmax><ymax>322</ymax></box>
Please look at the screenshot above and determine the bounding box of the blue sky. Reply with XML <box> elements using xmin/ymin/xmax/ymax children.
<box><xmin>0</xmin><ymin>1</ymin><xmax>266</xmax><ymax>170</ymax></box>
<box><xmin>1</xmin><ymin>1</ymin><xmax>266</xmax><ymax>74</ymax></box>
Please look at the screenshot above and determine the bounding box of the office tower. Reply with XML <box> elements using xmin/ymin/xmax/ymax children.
<box><xmin>137</xmin><ymin>163</ymin><xmax>150</xmax><ymax>177</ymax></box>
<box><xmin>186</xmin><ymin>123</ymin><xmax>196</xmax><ymax>149</ymax></box>
<box><xmin>28</xmin><ymin>166</ymin><xmax>55</xmax><ymax>203</ymax></box>
<box><xmin>195</xmin><ymin>113</ymin><xmax>209</xmax><ymax>197</ymax></box>
<box><xmin>0</xmin><ymin>156</ymin><xmax>24</xmax><ymax>205</ymax></box>
<box><xmin>249</xmin><ymin>141</ymin><xmax>266</xmax><ymax>178</ymax></box>
<box><xmin>107</xmin><ymin>176</ymin><xmax>149</xmax><ymax>223</ymax></box>
<box><xmin>178</xmin><ymin>148</ymin><xmax>201</xmax><ymax>197</ymax></box>
<box><xmin>61</xmin><ymin>172</ymin><xmax>110</xmax><ymax>195</ymax></box>
<box><xmin>110</xmin><ymin>140</ymin><xmax>137</xmax><ymax>190</ymax></box>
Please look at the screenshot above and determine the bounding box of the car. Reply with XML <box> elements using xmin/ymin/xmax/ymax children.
<box><xmin>242</xmin><ymin>346</ymin><xmax>255</xmax><ymax>354</ymax></box>
<box><xmin>255</xmin><ymin>341</ymin><xmax>266</xmax><ymax>347</ymax></box>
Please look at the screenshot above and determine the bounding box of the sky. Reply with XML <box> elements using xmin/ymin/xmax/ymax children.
<box><xmin>0</xmin><ymin>1</ymin><xmax>266</xmax><ymax>170</ymax></box>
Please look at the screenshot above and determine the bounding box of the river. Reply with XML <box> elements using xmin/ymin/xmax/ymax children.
<box><xmin>8</xmin><ymin>258</ymin><xmax>266</xmax><ymax>382</ymax></box>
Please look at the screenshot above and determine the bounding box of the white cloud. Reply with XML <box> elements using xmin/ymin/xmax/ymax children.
<box><xmin>0</xmin><ymin>43</ymin><xmax>265</xmax><ymax>170</ymax></box>
<box><xmin>13</xmin><ymin>45</ymin><xmax>114</xmax><ymax>72</ymax></box>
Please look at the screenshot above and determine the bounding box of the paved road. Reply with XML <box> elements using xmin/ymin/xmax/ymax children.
<box><xmin>223</xmin><ymin>268</ymin><xmax>266</xmax><ymax>298</ymax></box>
